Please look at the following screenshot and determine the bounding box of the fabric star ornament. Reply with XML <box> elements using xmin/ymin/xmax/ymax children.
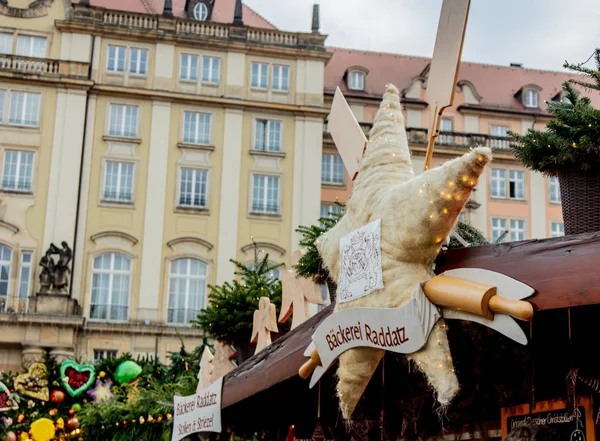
<box><xmin>317</xmin><ymin>84</ymin><xmax>492</xmax><ymax>419</ymax></box>
<box><xmin>87</xmin><ymin>379</ymin><xmax>114</xmax><ymax>403</ymax></box>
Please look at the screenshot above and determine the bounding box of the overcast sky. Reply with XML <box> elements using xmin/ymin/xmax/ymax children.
<box><xmin>244</xmin><ymin>0</ymin><xmax>600</xmax><ymax>72</ymax></box>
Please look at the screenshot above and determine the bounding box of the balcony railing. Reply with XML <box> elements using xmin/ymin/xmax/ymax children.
<box><xmin>0</xmin><ymin>295</ymin><xmax>29</xmax><ymax>314</ymax></box>
<box><xmin>0</xmin><ymin>54</ymin><xmax>89</xmax><ymax>79</ymax></box>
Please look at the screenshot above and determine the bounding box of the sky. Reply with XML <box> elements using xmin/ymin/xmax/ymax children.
<box><xmin>244</xmin><ymin>0</ymin><xmax>600</xmax><ymax>72</ymax></box>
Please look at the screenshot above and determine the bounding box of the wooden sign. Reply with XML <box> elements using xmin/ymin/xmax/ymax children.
<box><xmin>172</xmin><ymin>377</ymin><xmax>223</xmax><ymax>441</ymax></box>
<box><xmin>501</xmin><ymin>397</ymin><xmax>595</xmax><ymax>441</ymax></box>
<box><xmin>424</xmin><ymin>0</ymin><xmax>471</xmax><ymax>170</ymax></box>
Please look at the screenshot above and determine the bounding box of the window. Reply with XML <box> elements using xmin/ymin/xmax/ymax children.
<box><xmin>550</xmin><ymin>222</ymin><xmax>564</xmax><ymax>238</ymax></box>
<box><xmin>254</xmin><ymin>119</ymin><xmax>282</xmax><ymax>152</ymax></box>
<box><xmin>180</xmin><ymin>54</ymin><xmax>199</xmax><ymax>81</ymax></box>
<box><xmin>321</xmin><ymin>154</ymin><xmax>344</xmax><ymax>184</ymax></box>
<box><xmin>490</xmin><ymin>125</ymin><xmax>509</xmax><ymax>149</ymax></box>
<box><xmin>129</xmin><ymin>48</ymin><xmax>148</xmax><ymax>75</ymax></box>
<box><xmin>458</xmin><ymin>212</ymin><xmax>466</xmax><ymax>223</ymax></box>
<box><xmin>272</xmin><ymin>65</ymin><xmax>289</xmax><ymax>92</ymax></box>
<box><xmin>202</xmin><ymin>57</ymin><xmax>220</xmax><ymax>84</ymax></box>
<box><xmin>439</xmin><ymin>118</ymin><xmax>453</xmax><ymax>145</ymax></box>
<box><xmin>509</xmin><ymin>170</ymin><xmax>525</xmax><ymax>200</ymax></box>
<box><xmin>549</xmin><ymin>177</ymin><xmax>561</xmax><ymax>203</ymax></box>
<box><xmin>320</xmin><ymin>204</ymin><xmax>343</xmax><ymax>219</ymax></box>
<box><xmin>510</xmin><ymin>219</ymin><xmax>526</xmax><ymax>241</ymax></box>
<box><xmin>348</xmin><ymin>71</ymin><xmax>365</xmax><ymax>91</ymax></box>
<box><xmin>193</xmin><ymin>3</ymin><xmax>209</xmax><ymax>20</ymax></box>
<box><xmin>0</xmin><ymin>33</ymin><xmax>13</xmax><ymax>54</ymax></box>
<box><xmin>2</xmin><ymin>150</ymin><xmax>34</xmax><ymax>192</ymax></box>
<box><xmin>491</xmin><ymin>218</ymin><xmax>507</xmax><ymax>243</ymax></box>
<box><xmin>0</xmin><ymin>245</ymin><xmax>12</xmax><ymax>298</ymax></box>
<box><xmin>90</xmin><ymin>253</ymin><xmax>131</xmax><ymax>321</ymax></box>
<box><xmin>252</xmin><ymin>174</ymin><xmax>280</xmax><ymax>214</ymax></box>
<box><xmin>103</xmin><ymin>161</ymin><xmax>134</xmax><ymax>203</ymax></box>
<box><xmin>524</xmin><ymin>90</ymin><xmax>539</xmax><ymax>108</ymax></box>
<box><xmin>168</xmin><ymin>258</ymin><xmax>207</xmax><ymax>324</ymax></box>
<box><xmin>178</xmin><ymin>168</ymin><xmax>208</xmax><ymax>208</ymax></box>
<box><xmin>108</xmin><ymin>104</ymin><xmax>138</xmax><ymax>138</ymax></box>
<box><xmin>18</xmin><ymin>251</ymin><xmax>32</xmax><ymax>299</ymax></box>
<box><xmin>490</xmin><ymin>169</ymin><xmax>506</xmax><ymax>198</ymax></box>
<box><xmin>8</xmin><ymin>91</ymin><xmax>41</xmax><ymax>127</ymax></box>
<box><xmin>0</xmin><ymin>90</ymin><xmax>4</xmax><ymax>122</ymax></box>
<box><xmin>251</xmin><ymin>62</ymin><xmax>268</xmax><ymax>89</ymax></box>
<box><xmin>15</xmin><ymin>35</ymin><xmax>46</xmax><ymax>58</ymax></box>
<box><xmin>107</xmin><ymin>45</ymin><xmax>126</xmax><ymax>73</ymax></box>
<box><xmin>183</xmin><ymin>111</ymin><xmax>211</xmax><ymax>145</ymax></box>
<box><xmin>248</xmin><ymin>263</ymin><xmax>280</xmax><ymax>281</ymax></box>
<box><xmin>562</xmin><ymin>95</ymin><xmax>571</xmax><ymax>105</ymax></box>
<box><xmin>93</xmin><ymin>349</ymin><xmax>117</xmax><ymax>363</ymax></box>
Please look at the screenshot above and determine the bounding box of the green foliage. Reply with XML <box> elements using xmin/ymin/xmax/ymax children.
<box><xmin>510</xmin><ymin>49</ymin><xmax>600</xmax><ymax>176</ymax></box>
<box><xmin>449</xmin><ymin>221</ymin><xmax>489</xmax><ymax>248</ymax></box>
<box><xmin>564</xmin><ymin>48</ymin><xmax>600</xmax><ymax>92</ymax></box>
<box><xmin>194</xmin><ymin>246</ymin><xmax>288</xmax><ymax>345</ymax></box>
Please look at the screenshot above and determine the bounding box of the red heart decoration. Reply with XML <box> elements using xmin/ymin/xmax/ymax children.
<box><xmin>65</xmin><ymin>367</ymin><xmax>91</xmax><ymax>390</ymax></box>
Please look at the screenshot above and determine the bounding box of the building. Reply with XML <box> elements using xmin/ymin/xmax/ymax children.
<box><xmin>0</xmin><ymin>0</ymin><xmax>328</xmax><ymax>371</ymax></box>
<box><xmin>320</xmin><ymin>48</ymin><xmax>600</xmax><ymax>242</ymax></box>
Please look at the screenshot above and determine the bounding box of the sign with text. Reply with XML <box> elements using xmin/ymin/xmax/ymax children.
<box><xmin>501</xmin><ymin>397</ymin><xmax>595</xmax><ymax>441</ymax></box>
<box><xmin>306</xmin><ymin>285</ymin><xmax>440</xmax><ymax>387</ymax></box>
<box><xmin>172</xmin><ymin>377</ymin><xmax>223</xmax><ymax>441</ymax></box>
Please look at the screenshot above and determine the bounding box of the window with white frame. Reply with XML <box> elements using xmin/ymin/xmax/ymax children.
<box><xmin>490</xmin><ymin>169</ymin><xmax>506</xmax><ymax>198</ymax></box>
<box><xmin>0</xmin><ymin>245</ymin><xmax>12</xmax><ymax>299</ymax></box>
<box><xmin>438</xmin><ymin>118</ymin><xmax>454</xmax><ymax>145</ymax></box>
<box><xmin>321</xmin><ymin>154</ymin><xmax>344</xmax><ymax>184</ymax></box>
<box><xmin>15</xmin><ymin>35</ymin><xmax>46</xmax><ymax>58</ymax></box>
<box><xmin>168</xmin><ymin>258</ymin><xmax>207</xmax><ymax>324</ymax></box>
<box><xmin>320</xmin><ymin>203</ymin><xmax>343</xmax><ymax>219</ymax></box>
<box><xmin>193</xmin><ymin>3</ymin><xmax>209</xmax><ymax>20</ymax></box>
<box><xmin>254</xmin><ymin>119</ymin><xmax>282</xmax><ymax>152</ymax></box>
<box><xmin>491</xmin><ymin>218</ymin><xmax>507</xmax><ymax>243</ymax></box>
<box><xmin>202</xmin><ymin>57</ymin><xmax>220</xmax><ymax>84</ymax></box>
<box><xmin>509</xmin><ymin>170</ymin><xmax>525</xmax><ymax>200</ymax></box>
<box><xmin>458</xmin><ymin>212</ymin><xmax>466</xmax><ymax>223</ymax></box>
<box><xmin>183</xmin><ymin>111</ymin><xmax>211</xmax><ymax>145</ymax></box>
<box><xmin>129</xmin><ymin>48</ymin><xmax>148</xmax><ymax>75</ymax></box>
<box><xmin>549</xmin><ymin>177</ymin><xmax>561</xmax><ymax>203</ymax></box>
<box><xmin>510</xmin><ymin>219</ymin><xmax>526</xmax><ymax>241</ymax></box>
<box><xmin>1</xmin><ymin>150</ymin><xmax>34</xmax><ymax>192</ymax></box>
<box><xmin>348</xmin><ymin>71</ymin><xmax>365</xmax><ymax>91</ymax></box>
<box><xmin>18</xmin><ymin>251</ymin><xmax>32</xmax><ymax>299</ymax></box>
<box><xmin>272</xmin><ymin>65</ymin><xmax>289</xmax><ymax>92</ymax></box>
<box><xmin>550</xmin><ymin>222</ymin><xmax>564</xmax><ymax>238</ymax></box>
<box><xmin>108</xmin><ymin>104</ymin><xmax>138</xmax><ymax>138</ymax></box>
<box><xmin>251</xmin><ymin>62</ymin><xmax>268</xmax><ymax>89</ymax></box>
<box><xmin>93</xmin><ymin>350</ymin><xmax>118</xmax><ymax>363</ymax></box>
<box><xmin>90</xmin><ymin>253</ymin><xmax>131</xmax><ymax>321</ymax></box>
<box><xmin>8</xmin><ymin>91</ymin><xmax>41</xmax><ymax>127</ymax></box>
<box><xmin>178</xmin><ymin>168</ymin><xmax>208</xmax><ymax>208</ymax></box>
<box><xmin>106</xmin><ymin>45</ymin><xmax>126</xmax><ymax>73</ymax></box>
<box><xmin>180</xmin><ymin>54</ymin><xmax>199</xmax><ymax>81</ymax></box>
<box><xmin>103</xmin><ymin>161</ymin><xmax>134</xmax><ymax>203</ymax></box>
<box><xmin>490</xmin><ymin>125</ymin><xmax>510</xmax><ymax>149</ymax></box>
<box><xmin>524</xmin><ymin>90</ymin><xmax>539</xmax><ymax>108</ymax></box>
<box><xmin>252</xmin><ymin>174</ymin><xmax>280</xmax><ymax>214</ymax></box>
<box><xmin>248</xmin><ymin>262</ymin><xmax>280</xmax><ymax>281</ymax></box>
<box><xmin>0</xmin><ymin>33</ymin><xmax>12</xmax><ymax>54</ymax></box>
<box><xmin>0</xmin><ymin>90</ymin><xmax>5</xmax><ymax>122</ymax></box>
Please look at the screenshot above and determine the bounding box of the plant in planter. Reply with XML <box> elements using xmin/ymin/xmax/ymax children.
<box><xmin>193</xmin><ymin>247</ymin><xmax>289</xmax><ymax>363</ymax></box>
<box><xmin>510</xmin><ymin>49</ymin><xmax>600</xmax><ymax>234</ymax></box>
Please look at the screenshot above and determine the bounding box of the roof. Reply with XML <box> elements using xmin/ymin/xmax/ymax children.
<box><xmin>325</xmin><ymin>47</ymin><xmax>600</xmax><ymax>113</ymax></box>
<box><xmin>73</xmin><ymin>0</ymin><xmax>277</xmax><ymax>29</ymax></box>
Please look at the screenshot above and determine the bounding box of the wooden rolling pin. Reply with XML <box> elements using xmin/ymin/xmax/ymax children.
<box><xmin>298</xmin><ymin>274</ymin><xmax>533</xmax><ymax>379</ymax></box>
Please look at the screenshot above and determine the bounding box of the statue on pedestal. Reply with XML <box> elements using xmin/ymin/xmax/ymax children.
<box><xmin>38</xmin><ymin>242</ymin><xmax>72</xmax><ymax>294</ymax></box>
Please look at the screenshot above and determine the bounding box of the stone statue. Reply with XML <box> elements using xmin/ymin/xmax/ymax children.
<box><xmin>38</xmin><ymin>242</ymin><xmax>72</xmax><ymax>294</ymax></box>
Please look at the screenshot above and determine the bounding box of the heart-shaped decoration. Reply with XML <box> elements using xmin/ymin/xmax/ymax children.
<box><xmin>60</xmin><ymin>360</ymin><xmax>95</xmax><ymax>397</ymax></box>
<box><xmin>14</xmin><ymin>364</ymin><xmax>49</xmax><ymax>402</ymax></box>
<box><xmin>0</xmin><ymin>381</ymin><xmax>18</xmax><ymax>412</ymax></box>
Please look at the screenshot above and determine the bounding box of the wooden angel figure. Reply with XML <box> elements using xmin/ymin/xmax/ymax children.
<box><xmin>251</xmin><ymin>297</ymin><xmax>278</xmax><ymax>355</ymax></box>
<box><xmin>210</xmin><ymin>341</ymin><xmax>237</xmax><ymax>383</ymax></box>
<box><xmin>196</xmin><ymin>346</ymin><xmax>214</xmax><ymax>393</ymax></box>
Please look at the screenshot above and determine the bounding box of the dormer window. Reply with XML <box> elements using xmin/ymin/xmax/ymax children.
<box><xmin>524</xmin><ymin>90</ymin><xmax>539</xmax><ymax>108</ymax></box>
<box><xmin>194</xmin><ymin>3</ymin><xmax>209</xmax><ymax>20</ymax></box>
<box><xmin>349</xmin><ymin>71</ymin><xmax>365</xmax><ymax>91</ymax></box>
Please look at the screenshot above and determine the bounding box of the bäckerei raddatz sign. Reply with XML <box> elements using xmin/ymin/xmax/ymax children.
<box><xmin>305</xmin><ymin>284</ymin><xmax>440</xmax><ymax>387</ymax></box>
<box><xmin>172</xmin><ymin>376</ymin><xmax>223</xmax><ymax>441</ymax></box>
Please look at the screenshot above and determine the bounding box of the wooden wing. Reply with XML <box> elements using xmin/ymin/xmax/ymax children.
<box><xmin>250</xmin><ymin>309</ymin><xmax>260</xmax><ymax>344</ymax></box>
<box><xmin>266</xmin><ymin>302</ymin><xmax>279</xmax><ymax>333</ymax></box>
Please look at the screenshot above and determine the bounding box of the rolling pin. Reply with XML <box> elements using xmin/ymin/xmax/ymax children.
<box><xmin>298</xmin><ymin>274</ymin><xmax>533</xmax><ymax>379</ymax></box>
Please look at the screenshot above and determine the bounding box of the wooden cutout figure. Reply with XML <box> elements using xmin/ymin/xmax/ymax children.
<box><xmin>279</xmin><ymin>250</ymin><xmax>324</xmax><ymax>329</ymax></box>
<box><xmin>196</xmin><ymin>346</ymin><xmax>214</xmax><ymax>393</ymax></box>
<box><xmin>209</xmin><ymin>342</ymin><xmax>237</xmax><ymax>383</ymax></box>
<box><xmin>251</xmin><ymin>297</ymin><xmax>278</xmax><ymax>355</ymax></box>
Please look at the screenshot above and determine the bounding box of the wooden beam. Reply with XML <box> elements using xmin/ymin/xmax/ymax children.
<box><xmin>222</xmin><ymin>232</ymin><xmax>600</xmax><ymax>408</ymax></box>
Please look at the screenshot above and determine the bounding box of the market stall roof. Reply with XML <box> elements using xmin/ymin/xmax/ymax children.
<box><xmin>222</xmin><ymin>231</ymin><xmax>600</xmax><ymax>409</ymax></box>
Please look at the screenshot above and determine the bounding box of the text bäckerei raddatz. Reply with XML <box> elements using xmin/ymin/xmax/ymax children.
<box><xmin>325</xmin><ymin>322</ymin><xmax>408</xmax><ymax>350</ymax></box>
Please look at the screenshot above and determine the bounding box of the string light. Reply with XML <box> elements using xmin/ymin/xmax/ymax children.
<box><xmin>572</xmin><ymin>142</ymin><xmax>577</xmax><ymax>148</ymax></box>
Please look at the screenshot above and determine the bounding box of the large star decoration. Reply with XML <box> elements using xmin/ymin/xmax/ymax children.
<box><xmin>87</xmin><ymin>379</ymin><xmax>114</xmax><ymax>403</ymax></box>
<box><xmin>317</xmin><ymin>84</ymin><xmax>492</xmax><ymax>419</ymax></box>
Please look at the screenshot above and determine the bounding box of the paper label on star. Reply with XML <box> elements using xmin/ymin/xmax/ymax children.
<box><xmin>338</xmin><ymin>219</ymin><xmax>384</xmax><ymax>304</ymax></box>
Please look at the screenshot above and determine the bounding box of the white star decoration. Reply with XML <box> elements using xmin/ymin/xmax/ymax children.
<box><xmin>317</xmin><ymin>84</ymin><xmax>492</xmax><ymax>419</ymax></box>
